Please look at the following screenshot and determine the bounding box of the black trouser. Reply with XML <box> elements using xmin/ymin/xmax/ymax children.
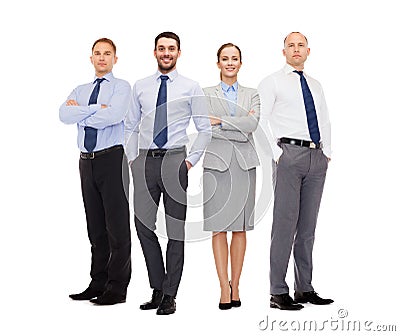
<box><xmin>131</xmin><ymin>148</ymin><xmax>188</xmax><ymax>297</ymax></box>
<box><xmin>79</xmin><ymin>146</ymin><xmax>131</xmax><ymax>296</ymax></box>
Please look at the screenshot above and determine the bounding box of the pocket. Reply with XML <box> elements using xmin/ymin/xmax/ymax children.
<box><xmin>179</xmin><ymin>159</ymin><xmax>188</xmax><ymax>190</ymax></box>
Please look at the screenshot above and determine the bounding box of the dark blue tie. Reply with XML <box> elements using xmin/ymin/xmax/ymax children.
<box><xmin>84</xmin><ymin>78</ymin><xmax>105</xmax><ymax>152</ymax></box>
<box><xmin>153</xmin><ymin>75</ymin><xmax>169</xmax><ymax>148</ymax></box>
<box><xmin>294</xmin><ymin>70</ymin><xmax>321</xmax><ymax>144</ymax></box>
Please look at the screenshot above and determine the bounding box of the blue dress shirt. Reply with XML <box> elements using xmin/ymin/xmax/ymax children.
<box><xmin>125</xmin><ymin>69</ymin><xmax>211</xmax><ymax>166</ymax></box>
<box><xmin>59</xmin><ymin>72</ymin><xmax>131</xmax><ymax>152</ymax></box>
<box><xmin>220</xmin><ymin>81</ymin><xmax>238</xmax><ymax>116</ymax></box>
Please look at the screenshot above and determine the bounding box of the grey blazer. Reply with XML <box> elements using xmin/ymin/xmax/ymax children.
<box><xmin>202</xmin><ymin>84</ymin><xmax>260</xmax><ymax>172</ymax></box>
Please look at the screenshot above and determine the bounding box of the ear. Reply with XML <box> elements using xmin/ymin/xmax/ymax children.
<box><xmin>113</xmin><ymin>55</ymin><xmax>118</xmax><ymax>65</ymax></box>
<box><xmin>154</xmin><ymin>50</ymin><xmax>157</xmax><ymax>58</ymax></box>
<box><xmin>282</xmin><ymin>48</ymin><xmax>286</xmax><ymax>57</ymax></box>
<box><xmin>90</xmin><ymin>55</ymin><xmax>94</xmax><ymax>65</ymax></box>
<box><xmin>216</xmin><ymin>61</ymin><xmax>222</xmax><ymax>70</ymax></box>
<box><xmin>307</xmin><ymin>48</ymin><xmax>310</xmax><ymax>56</ymax></box>
<box><xmin>177</xmin><ymin>50</ymin><xmax>181</xmax><ymax>58</ymax></box>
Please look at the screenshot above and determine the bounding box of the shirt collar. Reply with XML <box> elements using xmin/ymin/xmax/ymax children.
<box><xmin>93</xmin><ymin>72</ymin><xmax>113</xmax><ymax>83</ymax></box>
<box><xmin>220</xmin><ymin>81</ymin><xmax>238</xmax><ymax>93</ymax></box>
<box><xmin>283</xmin><ymin>63</ymin><xmax>307</xmax><ymax>76</ymax></box>
<box><xmin>155</xmin><ymin>69</ymin><xmax>178</xmax><ymax>82</ymax></box>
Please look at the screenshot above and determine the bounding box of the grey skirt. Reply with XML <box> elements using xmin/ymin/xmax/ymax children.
<box><xmin>203</xmin><ymin>151</ymin><xmax>256</xmax><ymax>232</ymax></box>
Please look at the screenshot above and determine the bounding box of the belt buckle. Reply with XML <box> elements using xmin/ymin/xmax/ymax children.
<box><xmin>151</xmin><ymin>150</ymin><xmax>162</xmax><ymax>158</ymax></box>
<box><xmin>309</xmin><ymin>142</ymin><xmax>316</xmax><ymax>149</ymax></box>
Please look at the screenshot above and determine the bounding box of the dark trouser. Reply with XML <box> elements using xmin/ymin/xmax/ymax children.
<box><xmin>270</xmin><ymin>143</ymin><xmax>328</xmax><ymax>295</ymax></box>
<box><xmin>79</xmin><ymin>146</ymin><xmax>131</xmax><ymax>296</ymax></box>
<box><xmin>131</xmin><ymin>148</ymin><xmax>188</xmax><ymax>297</ymax></box>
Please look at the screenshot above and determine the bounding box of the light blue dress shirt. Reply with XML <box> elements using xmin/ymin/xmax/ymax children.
<box><xmin>59</xmin><ymin>72</ymin><xmax>131</xmax><ymax>152</ymax></box>
<box><xmin>220</xmin><ymin>81</ymin><xmax>238</xmax><ymax>116</ymax></box>
<box><xmin>125</xmin><ymin>69</ymin><xmax>212</xmax><ymax>166</ymax></box>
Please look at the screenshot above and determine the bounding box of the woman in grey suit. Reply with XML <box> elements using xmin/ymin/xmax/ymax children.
<box><xmin>203</xmin><ymin>43</ymin><xmax>260</xmax><ymax>310</ymax></box>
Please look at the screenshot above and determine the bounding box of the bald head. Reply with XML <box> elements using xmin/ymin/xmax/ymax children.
<box><xmin>284</xmin><ymin>32</ymin><xmax>308</xmax><ymax>47</ymax></box>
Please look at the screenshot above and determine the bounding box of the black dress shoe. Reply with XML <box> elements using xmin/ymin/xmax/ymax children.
<box><xmin>90</xmin><ymin>290</ymin><xmax>126</xmax><ymax>305</ymax></box>
<box><xmin>140</xmin><ymin>289</ymin><xmax>163</xmax><ymax>310</ymax></box>
<box><xmin>69</xmin><ymin>287</ymin><xmax>104</xmax><ymax>301</ymax></box>
<box><xmin>270</xmin><ymin>293</ymin><xmax>304</xmax><ymax>310</ymax></box>
<box><xmin>294</xmin><ymin>291</ymin><xmax>334</xmax><ymax>305</ymax></box>
<box><xmin>156</xmin><ymin>295</ymin><xmax>176</xmax><ymax>315</ymax></box>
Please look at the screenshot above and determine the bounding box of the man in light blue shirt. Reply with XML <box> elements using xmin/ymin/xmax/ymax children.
<box><xmin>125</xmin><ymin>31</ymin><xmax>211</xmax><ymax>315</ymax></box>
<box><xmin>60</xmin><ymin>38</ymin><xmax>131</xmax><ymax>306</ymax></box>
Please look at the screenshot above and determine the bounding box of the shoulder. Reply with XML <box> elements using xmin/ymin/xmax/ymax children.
<box><xmin>238</xmin><ymin>85</ymin><xmax>257</xmax><ymax>95</ymax></box>
<box><xmin>175</xmin><ymin>73</ymin><xmax>199</xmax><ymax>87</ymax></box>
<box><xmin>202</xmin><ymin>85</ymin><xmax>219</xmax><ymax>95</ymax></box>
<box><xmin>112</xmin><ymin>77</ymin><xmax>131</xmax><ymax>89</ymax></box>
<box><xmin>257</xmin><ymin>69</ymin><xmax>283</xmax><ymax>90</ymax></box>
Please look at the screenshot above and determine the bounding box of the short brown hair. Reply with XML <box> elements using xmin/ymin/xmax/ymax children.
<box><xmin>154</xmin><ymin>32</ymin><xmax>181</xmax><ymax>50</ymax></box>
<box><xmin>92</xmin><ymin>38</ymin><xmax>117</xmax><ymax>54</ymax></box>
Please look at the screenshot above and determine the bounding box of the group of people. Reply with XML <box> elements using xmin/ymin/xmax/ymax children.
<box><xmin>59</xmin><ymin>31</ymin><xmax>333</xmax><ymax>315</ymax></box>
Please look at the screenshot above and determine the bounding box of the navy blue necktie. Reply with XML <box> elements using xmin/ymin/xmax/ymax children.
<box><xmin>84</xmin><ymin>78</ymin><xmax>105</xmax><ymax>152</ymax></box>
<box><xmin>294</xmin><ymin>70</ymin><xmax>321</xmax><ymax>144</ymax></box>
<box><xmin>153</xmin><ymin>75</ymin><xmax>169</xmax><ymax>148</ymax></box>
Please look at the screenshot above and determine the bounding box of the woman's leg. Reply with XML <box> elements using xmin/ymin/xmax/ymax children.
<box><xmin>212</xmin><ymin>232</ymin><xmax>230</xmax><ymax>303</ymax></box>
<box><xmin>230</xmin><ymin>231</ymin><xmax>246</xmax><ymax>301</ymax></box>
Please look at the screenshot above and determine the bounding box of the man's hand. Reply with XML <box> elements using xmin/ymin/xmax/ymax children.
<box><xmin>185</xmin><ymin>160</ymin><xmax>192</xmax><ymax>171</ymax></box>
<box><xmin>209</xmin><ymin>116</ymin><xmax>221</xmax><ymax>126</ymax></box>
<box><xmin>66</xmin><ymin>99</ymin><xmax>78</xmax><ymax>106</ymax></box>
<box><xmin>248</xmin><ymin>109</ymin><xmax>255</xmax><ymax>115</ymax></box>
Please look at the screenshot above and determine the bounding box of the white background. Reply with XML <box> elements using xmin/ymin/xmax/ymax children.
<box><xmin>1</xmin><ymin>0</ymin><xmax>399</xmax><ymax>335</ymax></box>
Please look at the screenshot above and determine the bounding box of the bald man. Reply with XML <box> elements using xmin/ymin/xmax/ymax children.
<box><xmin>258</xmin><ymin>32</ymin><xmax>333</xmax><ymax>310</ymax></box>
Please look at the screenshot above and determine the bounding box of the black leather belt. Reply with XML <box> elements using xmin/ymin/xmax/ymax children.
<box><xmin>279</xmin><ymin>137</ymin><xmax>321</xmax><ymax>149</ymax></box>
<box><xmin>80</xmin><ymin>145</ymin><xmax>123</xmax><ymax>160</ymax></box>
<box><xmin>140</xmin><ymin>146</ymin><xmax>186</xmax><ymax>158</ymax></box>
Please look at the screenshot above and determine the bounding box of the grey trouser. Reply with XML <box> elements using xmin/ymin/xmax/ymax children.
<box><xmin>270</xmin><ymin>143</ymin><xmax>329</xmax><ymax>295</ymax></box>
<box><xmin>131</xmin><ymin>148</ymin><xmax>188</xmax><ymax>297</ymax></box>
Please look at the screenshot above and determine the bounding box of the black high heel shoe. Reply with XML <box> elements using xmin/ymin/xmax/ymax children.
<box><xmin>229</xmin><ymin>282</ymin><xmax>241</xmax><ymax>308</ymax></box>
<box><xmin>219</xmin><ymin>283</ymin><xmax>232</xmax><ymax>310</ymax></box>
<box><xmin>218</xmin><ymin>301</ymin><xmax>232</xmax><ymax>310</ymax></box>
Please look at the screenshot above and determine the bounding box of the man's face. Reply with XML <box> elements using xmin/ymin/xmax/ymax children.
<box><xmin>154</xmin><ymin>37</ymin><xmax>181</xmax><ymax>73</ymax></box>
<box><xmin>90</xmin><ymin>42</ymin><xmax>117</xmax><ymax>76</ymax></box>
<box><xmin>283</xmin><ymin>33</ymin><xmax>310</xmax><ymax>69</ymax></box>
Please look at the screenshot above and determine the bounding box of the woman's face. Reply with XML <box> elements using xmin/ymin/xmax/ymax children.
<box><xmin>217</xmin><ymin>46</ymin><xmax>241</xmax><ymax>80</ymax></box>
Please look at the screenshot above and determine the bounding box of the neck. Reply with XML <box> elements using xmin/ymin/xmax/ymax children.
<box><xmin>289</xmin><ymin>63</ymin><xmax>305</xmax><ymax>71</ymax></box>
<box><xmin>95</xmin><ymin>71</ymin><xmax>109</xmax><ymax>78</ymax></box>
<box><xmin>221</xmin><ymin>76</ymin><xmax>237</xmax><ymax>86</ymax></box>
<box><xmin>159</xmin><ymin>66</ymin><xmax>176</xmax><ymax>75</ymax></box>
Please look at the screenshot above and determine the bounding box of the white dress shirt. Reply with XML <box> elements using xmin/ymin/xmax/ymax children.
<box><xmin>258</xmin><ymin>64</ymin><xmax>331</xmax><ymax>161</ymax></box>
<box><xmin>124</xmin><ymin>69</ymin><xmax>211</xmax><ymax>165</ymax></box>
